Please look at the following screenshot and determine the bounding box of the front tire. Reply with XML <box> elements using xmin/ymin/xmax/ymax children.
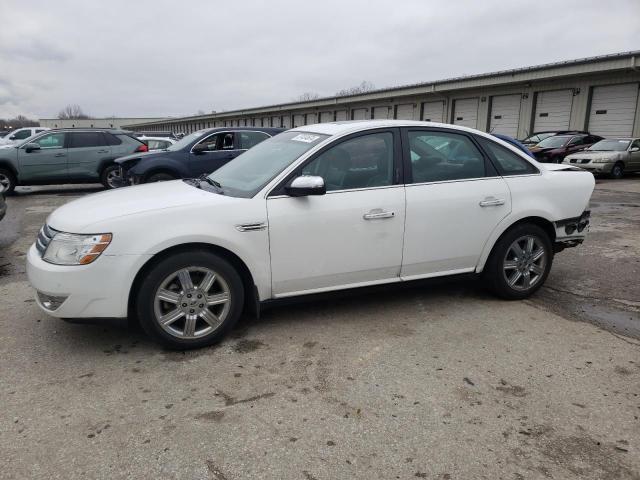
<box><xmin>146</xmin><ymin>172</ymin><xmax>176</xmax><ymax>183</ymax></box>
<box><xmin>136</xmin><ymin>250</ymin><xmax>245</xmax><ymax>349</ymax></box>
<box><xmin>484</xmin><ymin>223</ymin><xmax>553</xmax><ymax>300</ymax></box>
<box><xmin>610</xmin><ymin>162</ymin><xmax>624</xmax><ymax>179</ymax></box>
<box><xmin>0</xmin><ymin>168</ymin><xmax>16</xmax><ymax>194</ymax></box>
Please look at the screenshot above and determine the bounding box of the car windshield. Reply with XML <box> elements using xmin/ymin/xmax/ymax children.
<box><xmin>165</xmin><ymin>130</ymin><xmax>208</xmax><ymax>151</ymax></box>
<box><xmin>206</xmin><ymin>130</ymin><xmax>329</xmax><ymax>198</ymax></box>
<box><xmin>587</xmin><ymin>139</ymin><xmax>630</xmax><ymax>151</ymax></box>
<box><xmin>537</xmin><ymin>135</ymin><xmax>571</xmax><ymax>148</ymax></box>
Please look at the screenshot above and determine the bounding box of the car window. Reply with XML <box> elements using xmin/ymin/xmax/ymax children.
<box><xmin>239</xmin><ymin>131</ymin><xmax>270</xmax><ymax>149</ymax></box>
<box><xmin>68</xmin><ymin>132</ymin><xmax>108</xmax><ymax>148</ymax></box>
<box><xmin>477</xmin><ymin>137</ymin><xmax>538</xmax><ymax>176</ymax></box>
<box><xmin>195</xmin><ymin>133</ymin><xmax>222</xmax><ymax>151</ymax></box>
<box><xmin>13</xmin><ymin>130</ymin><xmax>32</xmax><ymax>140</ymax></box>
<box><xmin>631</xmin><ymin>140</ymin><xmax>640</xmax><ymax>150</ymax></box>
<box><xmin>568</xmin><ymin>136</ymin><xmax>585</xmax><ymax>146</ymax></box>
<box><xmin>105</xmin><ymin>133</ymin><xmax>123</xmax><ymax>145</ymax></box>
<box><xmin>301</xmin><ymin>132</ymin><xmax>394</xmax><ymax>192</ymax></box>
<box><xmin>32</xmin><ymin>132</ymin><xmax>65</xmax><ymax>149</ymax></box>
<box><xmin>408</xmin><ymin>131</ymin><xmax>485</xmax><ymax>183</ymax></box>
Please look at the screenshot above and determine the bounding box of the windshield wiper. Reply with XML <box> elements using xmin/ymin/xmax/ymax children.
<box><xmin>198</xmin><ymin>174</ymin><xmax>224</xmax><ymax>193</ymax></box>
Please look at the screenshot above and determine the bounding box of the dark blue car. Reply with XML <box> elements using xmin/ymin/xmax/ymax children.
<box><xmin>491</xmin><ymin>133</ymin><xmax>535</xmax><ymax>158</ymax></box>
<box><xmin>115</xmin><ymin>127</ymin><xmax>284</xmax><ymax>185</ymax></box>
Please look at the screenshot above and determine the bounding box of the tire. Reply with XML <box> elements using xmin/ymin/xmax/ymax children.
<box><xmin>0</xmin><ymin>168</ymin><xmax>16</xmax><ymax>195</ymax></box>
<box><xmin>146</xmin><ymin>172</ymin><xmax>176</xmax><ymax>183</ymax></box>
<box><xmin>100</xmin><ymin>164</ymin><xmax>121</xmax><ymax>189</ymax></box>
<box><xmin>610</xmin><ymin>162</ymin><xmax>624</xmax><ymax>179</ymax></box>
<box><xmin>135</xmin><ymin>250</ymin><xmax>244</xmax><ymax>349</ymax></box>
<box><xmin>484</xmin><ymin>223</ymin><xmax>553</xmax><ymax>300</ymax></box>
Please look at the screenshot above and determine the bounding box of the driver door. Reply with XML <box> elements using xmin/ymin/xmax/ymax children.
<box><xmin>188</xmin><ymin>131</ymin><xmax>238</xmax><ymax>176</ymax></box>
<box><xmin>266</xmin><ymin>129</ymin><xmax>406</xmax><ymax>296</ymax></box>
<box><xmin>17</xmin><ymin>132</ymin><xmax>68</xmax><ymax>182</ymax></box>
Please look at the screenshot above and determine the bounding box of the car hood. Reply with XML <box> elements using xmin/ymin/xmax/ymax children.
<box><xmin>115</xmin><ymin>150</ymin><xmax>168</xmax><ymax>164</ymax></box>
<box><xmin>47</xmin><ymin>180</ymin><xmax>231</xmax><ymax>233</ymax></box>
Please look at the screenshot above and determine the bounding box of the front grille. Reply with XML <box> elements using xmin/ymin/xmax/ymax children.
<box><xmin>35</xmin><ymin>224</ymin><xmax>57</xmax><ymax>256</ymax></box>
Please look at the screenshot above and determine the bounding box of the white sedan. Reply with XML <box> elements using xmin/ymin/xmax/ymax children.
<box><xmin>27</xmin><ymin>121</ymin><xmax>594</xmax><ymax>349</ymax></box>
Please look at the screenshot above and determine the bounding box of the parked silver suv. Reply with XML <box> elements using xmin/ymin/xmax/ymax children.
<box><xmin>0</xmin><ymin>129</ymin><xmax>148</xmax><ymax>194</ymax></box>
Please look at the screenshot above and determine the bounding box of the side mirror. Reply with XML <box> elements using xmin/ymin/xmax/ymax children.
<box><xmin>192</xmin><ymin>144</ymin><xmax>209</xmax><ymax>154</ymax></box>
<box><xmin>285</xmin><ymin>175</ymin><xmax>326</xmax><ymax>197</ymax></box>
<box><xmin>24</xmin><ymin>143</ymin><xmax>41</xmax><ymax>153</ymax></box>
<box><xmin>630</xmin><ymin>147</ymin><xmax>640</xmax><ymax>153</ymax></box>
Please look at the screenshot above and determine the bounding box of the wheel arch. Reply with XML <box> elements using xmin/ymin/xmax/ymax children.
<box><xmin>142</xmin><ymin>167</ymin><xmax>182</xmax><ymax>182</ymax></box>
<box><xmin>0</xmin><ymin>160</ymin><xmax>18</xmax><ymax>179</ymax></box>
<box><xmin>476</xmin><ymin>215</ymin><xmax>556</xmax><ymax>273</ymax></box>
<box><xmin>127</xmin><ymin>242</ymin><xmax>258</xmax><ymax>322</ymax></box>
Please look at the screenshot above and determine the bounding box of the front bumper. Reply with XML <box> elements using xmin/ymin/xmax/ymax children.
<box><xmin>563</xmin><ymin>160</ymin><xmax>614</xmax><ymax>173</ymax></box>
<box><xmin>26</xmin><ymin>244</ymin><xmax>150</xmax><ymax>319</ymax></box>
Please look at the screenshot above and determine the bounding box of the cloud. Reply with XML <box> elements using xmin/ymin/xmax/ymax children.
<box><xmin>0</xmin><ymin>0</ymin><xmax>638</xmax><ymax>119</ymax></box>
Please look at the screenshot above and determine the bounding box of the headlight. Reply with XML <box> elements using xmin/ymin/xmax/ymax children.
<box><xmin>43</xmin><ymin>232</ymin><xmax>112</xmax><ymax>265</ymax></box>
<box><xmin>592</xmin><ymin>157</ymin><xmax>612</xmax><ymax>164</ymax></box>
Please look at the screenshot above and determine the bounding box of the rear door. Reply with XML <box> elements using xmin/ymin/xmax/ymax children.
<box><xmin>17</xmin><ymin>132</ymin><xmax>68</xmax><ymax>181</ymax></box>
<box><xmin>400</xmin><ymin>128</ymin><xmax>511</xmax><ymax>278</ymax></box>
<box><xmin>66</xmin><ymin>131</ymin><xmax>112</xmax><ymax>180</ymax></box>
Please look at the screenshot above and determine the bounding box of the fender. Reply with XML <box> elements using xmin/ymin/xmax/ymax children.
<box><xmin>132</xmin><ymin>155</ymin><xmax>189</xmax><ymax>179</ymax></box>
<box><xmin>0</xmin><ymin>158</ymin><xmax>19</xmax><ymax>180</ymax></box>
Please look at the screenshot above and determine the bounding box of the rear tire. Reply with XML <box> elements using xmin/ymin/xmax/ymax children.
<box><xmin>484</xmin><ymin>223</ymin><xmax>553</xmax><ymax>300</ymax></box>
<box><xmin>146</xmin><ymin>172</ymin><xmax>176</xmax><ymax>183</ymax></box>
<box><xmin>0</xmin><ymin>168</ymin><xmax>16</xmax><ymax>195</ymax></box>
<box><xmin>610</xmin><ymin>162</ymin><xmax>624</xmax><ymax>179</ymax></box>
<box><xmin>100</xmin><ymin>164</ymin><xmax>121</xmax><ymax>189</ymax></box>
<box><xmin>136</xmin><ymin>250</ymin><xmax>244</xmax><ymax>349</ymax></box>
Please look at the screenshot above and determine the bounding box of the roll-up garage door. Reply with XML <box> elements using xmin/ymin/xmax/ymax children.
<box><xmin>352</xmin><ymin>108</ymin><xmax>367</xmax><ymax>120</ymax></box>
<box><xmin>336</xmin><ymin>110</ymin><xmax>348</xmax><ymax>121</ymax></box>
<box><xmin>452</xmin><ymin>98</ymin><xmax>479</xmax><ymax>128</ymax></box>
<box><xmin>395</xmin><ymin>104</ymin><xmax>414</xmax><ymax>120</ymax></box>
<box><xmin>422</xmin><ymin>101</ymin><xmax>445</xmax><ymax>122</ymax></box>
<box><xmin>489</xmin><ymin>94</ymin><xmax>521</xmax><ymax>137</ymax></box>
<box><xmin>373</xmin><ymin>106</ymin><xmax>391</xmax><ymax>119</ymax></box>
<box><xmin>319</xmin><ymin>111</ymin><xmax>334</xmax><ymax>123</ymax></box>
<box><xmin>271</xmin><ymin>116</ymin><xmax>281</xmax><ymax>128</ymax></box>
<box><xmin>305</xmin><ymin>113</ymin><xmax>317</xmax><ymax>125</ymax></box>
<box><xmin>282</xmin><ymin>115</ymin><xmax>291</xmax><ymax>128</ymax></box>
<box><xmin>293</xmin><ymin>114</ymin><xmax>305</xmax><ymax>127</ymax></box>
<box><xmin>533</xmin><ymin>90</ymin><xmax>572</xmax><ymax>131</ymax></box>
<box><xmin>262</xmin><ymin>117</ymin><xmax>270</xmax><ymax>127</ymax></box>
<box><xmin>588</xmin><ymin>83</ymin><xmax>639</xmax><ymax>137</ymax></box>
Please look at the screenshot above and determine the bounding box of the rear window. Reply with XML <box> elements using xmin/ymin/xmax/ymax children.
<box><xmin>477</xmin><ymin>137</ymin><xmax>539</xmax><ymax>176</ymax></box>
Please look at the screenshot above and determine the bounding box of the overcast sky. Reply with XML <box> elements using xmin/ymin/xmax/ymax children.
<box><xmin>1</xmin><ymin>0</ymin><xmax>638</xmax><ymax>120</ymax></box>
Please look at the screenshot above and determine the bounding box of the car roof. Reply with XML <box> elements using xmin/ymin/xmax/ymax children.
<box><xmin>46</xmin><ymin>128</ymin><xmax>131</xmax><ymax>134</ymax></box>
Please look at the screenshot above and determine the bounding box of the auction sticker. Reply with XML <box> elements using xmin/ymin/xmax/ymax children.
<box><xmin>291</xmin><ymin>134</ymin><xmax>320</xmax><ymax>143</ymax></box>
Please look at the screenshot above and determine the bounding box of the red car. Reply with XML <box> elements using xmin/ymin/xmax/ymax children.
<box><xmin>530</xmin><ymin>133</ymin><xmax>603</xmax><ymax>163</ymax></box>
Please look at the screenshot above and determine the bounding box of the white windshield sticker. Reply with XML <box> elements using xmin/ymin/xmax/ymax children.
<box><xmin>291</xmin><ymin>134</ymin><xmax>320</xmax><ymax>143</ymax></box>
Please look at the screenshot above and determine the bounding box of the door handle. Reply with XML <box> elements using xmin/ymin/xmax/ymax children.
<box><xmin>54</xmin><ymin>153</ymin><xmax>66</xmax><ymax>158</ymax></box>
<box><xmin>97</xmin><ymin>149</ymin><xmax>109</xmax><ymax>154</ymax></box>
<box><xmin>363</xmin><ymin>209</ymin><xmax>395</xmax><ymax>220</ymax></box>
<box><xmin>479</xmin><ymin>197</ymin><xmax>505</xmax><ymax>207</ymax></box>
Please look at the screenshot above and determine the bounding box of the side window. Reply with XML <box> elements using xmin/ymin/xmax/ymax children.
<box><xmin>301</xmin><ymin>132</ymin><xmax>394</xmax><ymax>191</ymax></box>
<box><xmin>477</xmin><ymin>137</ymin><xmax>538</xmax><ymax>176</ymax></box>
<box><xmin>104</xmin><ymin>133</ymin><xmax>123</xmax><ymax>145</ymax></box>
<box><xmin>221</xmin><ymin>133</ymin><xmax>235</xmax><ymax>150</ymax></box>
<box><xmin>68</xmin><ymin>132</ymin><xmax>108</xmax><ymax>148</ymax></box>
<box><xmin>146</xmin><ymin>140</ymin><xmax>162</xmax><ymax>150</ymax></box>
<box><xmin>239</xmin><ymin>131</ymin><xmax>269</xmax><ymax>149</ymax></box>
<box><xmin>14</xmin><ymin>130</ymin><xmax>32</xmax><ymax>140</ymax></box>
<box><xmin>194</xmin><ymin>133</ymin><xmax>221</xmax><ymax>151</ymax></box>
<box><xmin>33</xmin><ymin>133</ymin><xmax>65</xmax><ymax>149</ymax></box>
<box><xmin>568</xmin><ymin>136</ymin><xmax>584</xmax><ymax>146</ymax></box>
<box><xmin>408</xmin><ymin>131</ymin><xmax>485</xmax><ymax>183</ymax></box>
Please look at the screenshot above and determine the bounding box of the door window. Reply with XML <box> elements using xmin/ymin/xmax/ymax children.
<box><xmin>239</xmin><ymin>131</ymin><xmax>270</xmax><ymax>149</ymax></box>
<box><xmin>32</xmin><ymin>132</ymin><xmax>65</xmax><ymax>149</ymax></box>
<box><xmin>476</xmin><ymin>137</ymin><xmax>538</xmax><ymax>175</ymax></box>
<box><xmin>194</xmin><ymin>132</ymin><xmax>234</xmax><ymax>151</ymax></box>
<box><xmin>407</xmin><ymin>131</ymin><xmax>485</xmax><ymax>183</ymax></box>
<box><xmin>68</xmin><ymin>132</ymin><xmax>108</xmax><ymax>148</ymax></box>
<box><xmin>568</xmin><ymin>136</ymin><xmax>585</xmax><ymax>147</ymax></box>
<box><xmin>301</xmin><ymin>132</ymin><xmax>394</xmax><ymax>191</ymax></box>
<box><xmin>13</xmin><ymin>130</ymin><xmax>32</xmax><ymax>140</ymax></box>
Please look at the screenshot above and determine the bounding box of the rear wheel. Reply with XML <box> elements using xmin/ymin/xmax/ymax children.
<box><xmin>484</xmin><ymin>223</ymin><xmax>553</xmax><ymax>299</ymax></box>
<box><xmin>0</xmin><ymin>168</ymin><xmax>16</xmax><ymax>195</ymax></box>
<box><xmin>146</xmin><ymin>172</ymin><xmax>176</xmax><ymax>183</ymax></box>
<box><xmin>136</xmin><ymin>250</ymin><xmax>244</xmax><ymax>349</ymax></box>
<box><xmin>100</xmin><ymin>164</ymin><xmax>121</xmax><ymax>189</ymax></box>
<box><xmin>610</xmin><ymin>162</ymin><xmax>624</xmax><ymax>179</ymax></box>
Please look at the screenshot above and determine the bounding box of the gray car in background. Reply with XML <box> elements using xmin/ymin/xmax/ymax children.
<box><xmin>0</xmin><ymin>129</ymin><xmax>148</xmax><ymax>193</ymax></box>
<box><xmin>563</xmin><ymin>137</ymin><xmax>640</xmax><ymax>178</ymax></box>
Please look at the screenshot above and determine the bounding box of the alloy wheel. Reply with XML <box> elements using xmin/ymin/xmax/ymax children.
<box><xmin>0</xmin><ymin>173</ymin><xmax>11</xmax><ymax>193</ymax></box>
<box><xmin>106</xmin><ymin>169</ymin><xmax>121</xmax><ymax>189</ymax></box>
<box><xmin>153</xmin><ymin>267</ymin><xmax>231</xmax><ymax>339</ymax></box>
<box><xmin>502</xmin><ymin>235</ymin><xmax>547</xmax><ymax>292</ymax></box>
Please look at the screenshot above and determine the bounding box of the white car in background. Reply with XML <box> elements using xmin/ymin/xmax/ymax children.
<box><xmin>0</xmin><ymin>127</ymin><xmax>50</xmax><ymax>145</ymax></box>
<box><xmin>27</xmin><ymin>120</ymin><xmax>594</xmax><ymax>349</ymax></box>
<box><xmin>138</xmin><ymin>136</ymin><xmax>176</xmax><ymax>151</ymax></box>
<box><xmin>563</xmin><ymin>137</ymin><xmax>640</xmax><ymax>178</ymax></box>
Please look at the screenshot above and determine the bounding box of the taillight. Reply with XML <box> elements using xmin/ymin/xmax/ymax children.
<box><xmin>135</xmin><ymin>144</ymin><xmax>148</xmax><ymax>153</ymax></box>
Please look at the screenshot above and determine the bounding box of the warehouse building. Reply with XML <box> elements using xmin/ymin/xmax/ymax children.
<box><xmin>123</xmin><ymin>51</ymin><xmax>640</xmax><ymax>139</ymax></box>
<box><xmin>39</xmin><ymin>117</ymin><xmax>169</xmax><ymax>129</ymax></box>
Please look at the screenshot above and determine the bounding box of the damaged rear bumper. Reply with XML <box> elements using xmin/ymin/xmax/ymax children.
<box><xmin>553</xmin><ymin>210</ymin><xmax>590</xmax><ymax>252</ymax></box>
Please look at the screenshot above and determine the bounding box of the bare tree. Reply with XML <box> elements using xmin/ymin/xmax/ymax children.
<box><xmin>58</xmin><ymin>104</ymin><xmax>91</xmax><ymax>120</ymax></box>
<box><xmin>335</xmin><ymin>81</ymin><xmax>376</xmax><ymax>97</ymax></box>
<box><xmin>294</xmin><ymin>92</ymin><xmax>320</xmax><ymax>102</ymax></box>
<box><xmin>0</xmin><ymin>115</ymin><xmax>39</xmax><ymax>129</ymax></box>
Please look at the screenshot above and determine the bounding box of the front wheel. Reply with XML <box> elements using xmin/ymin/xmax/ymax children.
<box><xmin>136</xmin><ymin>250</ymin><xmax>245</xmax><ymax>349</ymax></box>
<box><xmin>146</xmin><ymin>172</ymin><xmax>176</xmax><ymax>183</ymax></box>
<box><xmin>484</xmin><ymin>224</ymin><xmax>553</xmax><ymax>299</ymax></box>
<box><xmin>610</xmin><ymin>162</ymin><xmax>624</xmax><ymax>179</ymax></box>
